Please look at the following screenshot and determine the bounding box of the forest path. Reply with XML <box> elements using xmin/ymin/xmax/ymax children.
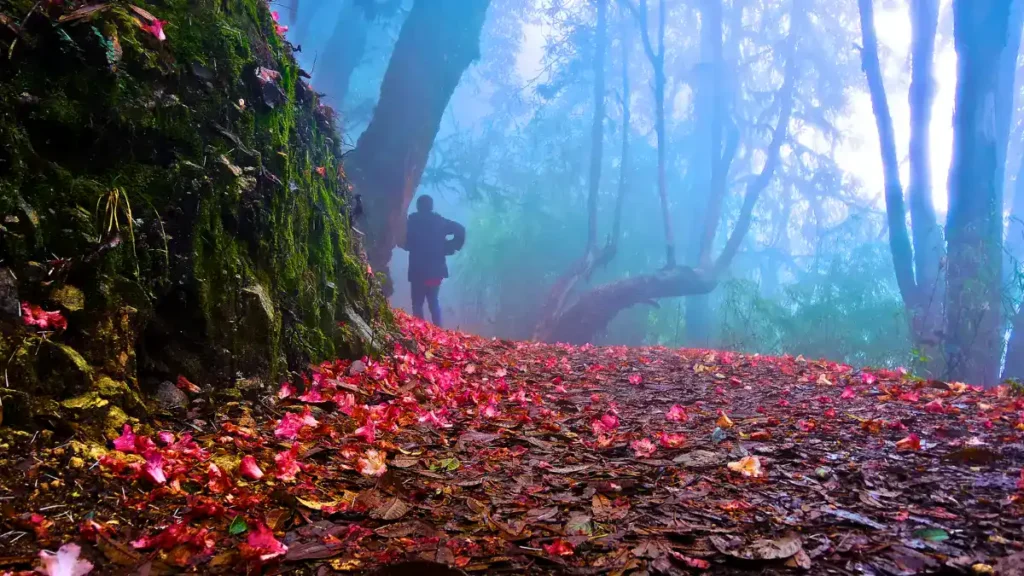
<box><xmin>2</xmin><ymin>313</ymin><xmax>1022</xmax><ymax>575</ymax></box>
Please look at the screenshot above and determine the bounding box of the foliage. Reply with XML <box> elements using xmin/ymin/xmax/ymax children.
<box><xmin>719</xmin><ymin>244</ymin><xmax>913</xmax><ymax>368</ymax></box>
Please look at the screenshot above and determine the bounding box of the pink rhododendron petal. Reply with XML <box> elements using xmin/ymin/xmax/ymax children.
<box><xmin>665</xmin><ymin>405</ymin><xmax>687</xmax><ymax>422</ymax></box>
<box><xmin>247</xmin><ymin>523</ymin><xmax>287</xmax><ymax>562</ymax></box>
<box><xmin>631</xmin><ymin>438</ymin><xmax>657</xmax><ymax>458</ymax></box>
<box><xmin>353</xmin><ymin>419</ymin><xmax>376</xmax><ymax>443</ymax></box>
<box><xmin>38</xmin><ymin>543</ymin><xmax>93</xmax><ymax>576</ymax></box>
<box><xmin>112</xmin><ymin>425</ymin><xmax>137</xmax><ymax>453</ymax></box>
<box><xmin>356</xmin><ymin>449</ymin><xmax>387</xmax><ymax>477</ymax></box>
<box><xmin>21</xmin><ymin>302</ymin><xmax>68</xmax><ymax>331</ymax></box>
<box><xmin>142</xmin><ymin>450</ymin><xmax>166</xmax><ymax>485</ymax></box>
<box><xmin>278</xmin><ymin>381</ymin><xmax>296</xmax><ymax>399</ymax></box>
<box><xmin>240</xmin><ymin>456</ymin><xmax>264</xmax><ymax>481</ymax></box>
<box><xmin>155</xmin><ymin>431</ymin><xmax>175</xmax><ymax>446</ymax></box>
<box><xmin>274</xmin><ymin>445</ymin><xmax>301</xmax><ymax>481</ymax></box>
<box><xmin>658</xmin><ymin>432</ymin><xmax>686</xmax><ymax>448</ymax></box>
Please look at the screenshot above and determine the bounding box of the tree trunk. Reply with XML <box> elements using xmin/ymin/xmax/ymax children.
<box><xmin>587</xmin><ymin>0</ymin><xmax>608</xmax><ymax>255</ymax></box>
<box><xmin>712</xmin><ymin>2</ymin><xmax>801</xmax><ymax>275</ymax></box>
<box><xmin>698</xmin><ymin>0</ymin><xmax>726</xmax><ymax>268</ymax></box>
<box><xmin>684</xmin><ymin>0</ymin><xmax>725</xmax><ymax>346</ymax></box>
<box><xmin>313</xmin><ymin>0</ymin><xmax>369</xmax><ymax>108</ymax></box>
<box><xmin>532</xmin><ymin>0</ymin><xmax>608</xmax><ymax>341</ymax></box>
<box><xmin>347</xmin><ymin>0</ymin><xmax>491</xmax><ymax>291</ymax></box>
<box><xmin>1003</xmin><ymin>142</ymin><xmax>1024</xmax><ymax>380</ymax></box>
<box><xmin>1006</xmin><ymin>307</ymin><xmax>1024</xmax><ymax>379</ymax></box>
<box><xmin>907</xmin><ymin>0</ymin><xmax>946</xmax><ymax>368</ymax></box>
<box><xmin>546</xmin><ymin>267</ymin><xmax>717</xmax><ymax>344</ymax></box>
<box><xmin>649</xmin><ymin>0</ymin><xmax>675</xmax><ymax>268</ymax></box>
<box><xmin>612</xmin><ymin>12</ymin><xmax>632</xmax><ymax>247</ymax></box>
<box><xmin>996</xmin><ymin>0</ymin><xmax>1024</xmax><ymax>195</ymax></box>
<box><xmin>945</xmin><ymin>0</ymin><xmax>1012</xmax><ymax>386</ymax></box>
<box><xmin>857</xmin><ymin>0</ymin><xmax>919</xmax><ymax>310</ymax></box>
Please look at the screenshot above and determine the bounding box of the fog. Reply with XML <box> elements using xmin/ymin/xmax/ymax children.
<box><xmin>275</xmin><ymin>0</ymin><xmax>1024</xmax><ymax>382</ymax></box>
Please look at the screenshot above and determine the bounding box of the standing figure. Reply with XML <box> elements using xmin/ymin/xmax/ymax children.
<box><xmin>400</xmin><ymin>195</ymin><xmax>465</xmax><ymax>327</ymax></box>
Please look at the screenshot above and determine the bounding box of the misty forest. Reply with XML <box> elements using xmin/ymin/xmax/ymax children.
<box><xmin>3</xmin><ymin>0</ymin><xmax>1024</xmax><ymax>573</ymax></box>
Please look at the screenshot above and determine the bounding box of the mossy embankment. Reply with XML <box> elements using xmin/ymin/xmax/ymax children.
<box><xmin>0</xmin><ymin>0</ymin><xmax>390</xmax><ymax>437</ymax></box>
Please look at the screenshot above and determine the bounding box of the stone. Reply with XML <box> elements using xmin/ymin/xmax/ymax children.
<box><xmin>156</xmin><ymin>380</ymin><xmax>188</xmax><ymax>410</ymax></box>
<box><xmin>0</xmin><ymin>268</ymin><xmax>18</xmax><ymax>317</ymax></box>
<box><xmin>349</xmin><ymin>360</ymin><xmax>366</xmax><ymax>376</ymax></box>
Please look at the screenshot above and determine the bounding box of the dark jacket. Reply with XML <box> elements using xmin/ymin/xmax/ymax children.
<box><xmin>401</xmin><ymin>211</ymin><xmax>465</xmax><ymax>283</ymax></box>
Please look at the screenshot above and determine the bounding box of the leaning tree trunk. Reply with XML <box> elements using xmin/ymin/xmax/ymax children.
<box><xmin>945</xmin><ymin>0</ymin><xmax>1012</xmax><ymax>386</ymax></box>
<box><xmin>347</xmin><ymin>0</ymin><xmax>491</xmax><ymax>292</ymax></box>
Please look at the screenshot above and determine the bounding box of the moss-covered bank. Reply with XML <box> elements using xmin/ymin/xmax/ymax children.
<box><xmin>0</xmin><ymin>0</ymin><xmax>390</xmax><ymax>435</ymax></box>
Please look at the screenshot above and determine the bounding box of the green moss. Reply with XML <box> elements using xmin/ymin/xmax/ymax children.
<box><xmin>0</xmin><ymin>0</ymin><xmax>391</xmax><ymax>431</ymax></box>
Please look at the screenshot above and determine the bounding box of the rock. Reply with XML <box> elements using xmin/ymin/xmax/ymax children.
<box><xmin>156</xmin><ymin>380</ymin><xmax>188</xmax><ymax>410</ymax></box>
<box><xmin>42</xmin><ymin>341</ymin><xmax>93</xmax><ymax>394</ymax></box>
<box><xmin>343</xmin><ymin>304</ymin><xmax>380</xmax><ymax>352</ymax></box>
<box><xmin>217</xmin><ymin>154</ymin><xmax>243</xmax><ymax>177</ymax></box>
<box><xmin>349</xmin><ymin>360</ymin><xmax>366</xmax><ymax>376</ymax></box>
<box><xmin>673</xmin><ymin>450</ymin><xmax>725</xmax><ymax>469</ymax></box>
<box><xmin>0</xmin><ymin>268</ymin><xmax>18</xmax><ymax>317</ymax></box>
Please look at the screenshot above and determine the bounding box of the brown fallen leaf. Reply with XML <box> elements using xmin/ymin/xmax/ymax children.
<box><xmin>375</xmin><ymin>520</ymin><xmax>441</xmax><ymax>539</ymax></box>
<box><xmin>710</xmin><ymin>534</ymin><xmax>802</xmax><ymax>561</ymax></box>
<box><xmin>391</xmin><ymin>454</ymin><xmax>420</xmax><ymax>468</ymax></box>
<box><xmin>96</xmin><ymin>534</ymin><xmax>140</xmax><ymax>566</ymax></box>
<box><xmin>57</xmin><ymin>4</ymin><xmax>110</xmax><ymax>23</ymax></box>
<box><xmin>128</xmin><ymin>4</ymin><xmax>158</xmax><ymax>22</ymax></box>
<box><xmin>465</xmin><ymin>497</ymin><xmax>488</xmax><ymax>516</ymax></box>
<box><xmin>592</xmin><ymin>493</ymin><xmax>629</xmax><ymax>522</ymax></box>
<box><xmin>784</xmin><ymin>548</ymin><xmax>812</xmax><ymax>570</ymax></box>
<box><xmin>372</xmin><ymin>497</ymin><xmax>411</xmax><ymax>520</ymax></box>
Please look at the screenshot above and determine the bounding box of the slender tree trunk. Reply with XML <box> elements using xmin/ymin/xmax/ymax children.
<box><xmin>533</xmin><ymin>0</ymin><xmax>609</xmax><ymax>341</ymax></box>
<box><xmin>347</xmin><ymin>0</ymin><xmax>491</xmax><ymax>291</ymax></box>
<box><xmin>996</xmin><ymin>0</ymin><xmax>1024</xmax><ymax>195</ymax></box>
<box><xmin>684</xmin><ymin>0</ymin><xmax>724</xmax><ymax>346</ymax></box>
<box><xmin>651</xmin><ymin>0</ymin><xmax>674</xmax><ymax>268</ymax></box>
<box><xmin>908</xmin><ymin>0</ymin><xmax>946</xmax><ymax>359</ymax></box>
<box><xmin>945</xmin><ymin>0</ymin><xmax>1012</xmax><ymax>386</ymax></box>
<box><xmin>1006</xmin><ymin>307</ymin><xmax>1024</xmax><ymax>379</ymax></box>
<box><xmin>1003</xmin><ymin>108</ymin><xmax>1024</xmax><ymax>380</ymax></box>
<box><xmin>699</xmin><ymin>0</ymin><xmax>726</xmax><ymax>268</ymax></box>
<box><xmin>586</xmin><ymin>0</ymin><xmax>608</xmax><ymax>254</ymax></box>
<box><xmin>612</xmin><ymin>14</ymin><xmax>631</xmax><ymax>247</ymax></box>
<box><xmin>857</xmin><ymin>0</ymin><xmax>919</xmax><ymax>310</ymax></box>
<box><xmin>314</xmin><ymin>0</ymin><xmax>369</xmax><ymax>108</ymax></box>
<box><xmin>997</xmin><ymin>0</ymin><xmax>1024</xmax><ymax>377</ymax></box>
<box><xmin>713</xmin><ymin>3</ymin><xmax>801</xmax><ymax>275</ymax></box>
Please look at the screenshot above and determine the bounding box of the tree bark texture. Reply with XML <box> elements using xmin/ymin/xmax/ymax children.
<box><xmin>945</xmin><ymin>0</ymin><xmax>1012</xmax><ymax>386</ymax></box>
<box><xmin>347</xmin><ymin>0</ymin><xmax>491</xmax><ymax>292</ymax></box>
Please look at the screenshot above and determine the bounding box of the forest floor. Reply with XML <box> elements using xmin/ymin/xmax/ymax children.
<box><xmin>2</xmin><ymin>313</ymin><xmax>1024</xmax><ymax>575</ymax></box>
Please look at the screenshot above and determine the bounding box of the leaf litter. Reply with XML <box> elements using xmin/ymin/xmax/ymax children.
<box><xmin>2</xmin><ymin>312</ymin><xmax>1024</xmax><ymax>574</ymax></box>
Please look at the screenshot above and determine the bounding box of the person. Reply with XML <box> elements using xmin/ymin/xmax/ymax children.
<box><xmin>400</xmin><ymin>195</ymin><xmax>464</xmax><ymax>327</ymax></box>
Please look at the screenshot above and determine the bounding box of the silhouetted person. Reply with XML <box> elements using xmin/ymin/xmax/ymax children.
<box><xmin>400</xmin><ymin>195</ymin><xmax>464</xmax><ymax>327</ymax></box>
